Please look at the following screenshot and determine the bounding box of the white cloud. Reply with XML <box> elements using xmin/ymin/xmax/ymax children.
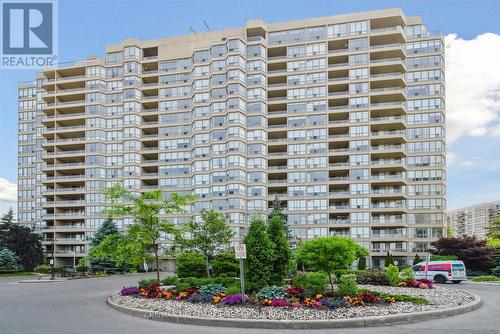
<box><xmin>446</xmin><ymin>152</ymin><xmax>473</xmax><ymax>167</ymax></box>
<box><xmin>0</xmin><ymin>178</ymin><xmax>17</xmax><ymax>202</ymax></box>
<box><xmin>446</xmin><ymin>33</ymin><xmax>500</xmax><ymax>142</ymax></box>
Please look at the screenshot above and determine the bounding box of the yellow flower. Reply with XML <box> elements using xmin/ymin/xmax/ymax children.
<box><xmin>315</xmin><ymin>293</ymin><xmax>323</xmax><ymax>299</ymax></box>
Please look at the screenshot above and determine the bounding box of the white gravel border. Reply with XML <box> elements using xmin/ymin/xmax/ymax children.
<box><xmin>109</xmin><ymin>285</ymin><xmax>476</xmax><ymax>322</ymax></box>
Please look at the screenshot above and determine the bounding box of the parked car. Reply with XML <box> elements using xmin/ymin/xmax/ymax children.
<box><xmin>411</xmin><ymin>260</ymin><xmax>467</xmax><ymax>284</ymax></box>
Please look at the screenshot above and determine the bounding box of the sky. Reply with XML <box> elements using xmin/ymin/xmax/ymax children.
<box><xmin>0</xmin><ymin>0</ymin><xmax>500</xmax><ymax>214</ymax></box>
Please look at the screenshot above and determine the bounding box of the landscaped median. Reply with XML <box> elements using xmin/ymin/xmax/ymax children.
<box><xmin>107</xmin><ymin>279</ymin><xmax>481</xmax><ymax>329</ymax></box>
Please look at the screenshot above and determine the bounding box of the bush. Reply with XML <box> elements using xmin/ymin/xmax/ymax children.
<box><xmin>492</xmin><ymin>266</ymin><xmax>500</xmax><ymax>277</ymax></box>
<box><xmin>34</xmin><ymin>264</ymin><xmax>55</xmax><ymax>274</ymax></box>
<box><xmin>471</xmin><ymin>275</ymin><xmax>499</xmax><ymax>282</ymax></box>
<box><xmin>76</xmin><ymin>265</ymin><xmax>88</xmax><ymax>273</ymax></box>
<box><xmin>138</xmin><ymin>278</ymin><xmax>158</xmax><ymax>289</ymax></box>
<box><xmin>333</xmin><ymin>269</ymin><xmax>367</xmax><ymax>277</ymax></box>
<box><xmin>359</xmin><ymin>289</ymin><xmax>429</xmax><ymax>305</ymax></box>
<box><xmin>430</xmin><ymin>255</ymin><xmax>458</xmax><ymax>261</ymax></box>
<box><xmin>256</xmin><ymin>286</ymin><xmax>288</xmax><ymax>299</ymax></box>
<box><xmin>161</xmin><ymin>275</ymin><xmax>178</xmax><ymax>286</ymax></box>
<box><xmin>176</xmin><ymin>277</ymin><xmax>214</xmax><ymax>291</ymax></box>
<box><xmin>355</xmin><ymin>269</ymin><xmax>389</xmax><ymax>286</ymax></box>
<box><xmin>176</xmin><ymin>252</ymin><xmax>206</xmax><ymax>278</ymax></box>
<box><xmin>386</xmin><ymin>264</ymin><xmax>401</xmax><ymax>286</ymax></box>
<box><xmin>211</xmin><ymin>251</ymin><xmax>239</xmax><ymax>277</ymax></box>
<box><xmin>225</xmin><ymin>285</ymin><xmax>241</xmax><ymax>295</ymax></box>
<box><xmin>337</xmin><ymin>274</ymin><xmax>358</xmax><ymax>297</ymax></box>
<box><xmin>222</xmin><ymin>294</ymin><xmax>247</xmax><ymax>304</ymax></box>
<box><xmin>292</xmin><ymin>272</ymin><xmax>328</xmax><ymax>294</ymax></box>
<box><xmin>212</xmin><ymin>276</ymin><xmax>239</xmax><ymax>289</ymax></box>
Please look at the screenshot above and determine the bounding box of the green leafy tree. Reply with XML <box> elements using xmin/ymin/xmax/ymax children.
<box><xmin>176</xmin><ymin>252</ymin><xmax>206</xmax><ymax>278</ymax></box>
<box><xmin>178</xmin><ymin>210</ymin><xmax>233</xmax><ymax>276</ymax></box>
<box><xmin>267</xmin><ymin>208</ymin><xmax>292</xmax><ymax>285</ymax></box>
<box><xmin>87</xmin><ymin>234</ymin><xmax>145</xmax><ymax>270</ymax></box>
<box><xmin>0</xmin><ymin>208</ymin><xmax>14</xmax><ymax>249</ymax></box>
<box><xmin>3</xmin><ymin>225</ymin><xmax>43</xmax><ymax>271</ymax></box>
<box><xmin>105</xmin><ymin>183</ymin><xmax>195</xmax><ymax>283</ymax></box>
<box><xmin>91</xmin><ymin>217</ymin><xmax>118</xmax><ymax>247</ymax></box>
<box><xmin>296</xmin><ymin>236</ymin><xmax>368</xmax><ymax>289</ymax></box>
<box><xmin>243</xmin><ymin>217</ymin><xmax>275</xmax><ymax>291</ymax></box>
<box><xmin>413</xmin><ymin>254</ymin><xmax>423</xmax><ymax>265</ymax></box>
<box><xmin>212</xmin><ymin>251</ymin><xmax>239</xmax><ymax>277</ymax></box>
<box><xmin>0</xmin><ymin>248</ymin><xmax>22</xmax><ymax>272</ymax></box>
<box><xmin>384</xmin><ymin>252</ymin><xmax>395</xmax><ymax>267</ymax></box>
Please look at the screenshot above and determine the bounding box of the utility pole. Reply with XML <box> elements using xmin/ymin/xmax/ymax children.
<box><xmin>50</xmin><ymin>237</ymin><xmax>55</xmax><ymax>280</ymax></box>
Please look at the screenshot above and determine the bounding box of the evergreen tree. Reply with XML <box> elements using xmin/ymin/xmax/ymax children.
<box><xmin>270</xmin><ymin>196</ymin><xmax>293</xmax><ymax>240</ymax></box>
<box><xmin>243</xmin><ymin>217</ymin><xmax>275</xmax><ymax>291</ymax></box>
<box><xmin>358</xmin><ymin>256</ymin><xmax>367</xmax><ymax>270</ymax></box>
<box><xmin>3</xmin><ymin>225</ymin><xmax>43</xmax><ymax>271</ymax></box>
<box><xmin>91</xmin><ymin>217</ymin><xmax>118</xmax><ymax>247</ymax></box>
<box><xmin>413</xmin><ymin>254</ymin><xmax>423</xmax><ymax>265</ymax></box>
<box><xmin>0</xmin><ymin>248</ymin><xmax>22</xmax><ymax>272</ymax></box>
<box><xmin>267</xmin><ymin>210</ymin><xmax>292</xmax><ymax>285</ymax></box>
<box><xmin>0</xmin><ymin>208</ymin><xmax>14</xmax><ymax>249</ymax></box>
<box><xmin>384</xmin><ymin>251</ymin><xmax>395</xmax><ymax>267</ymax></box>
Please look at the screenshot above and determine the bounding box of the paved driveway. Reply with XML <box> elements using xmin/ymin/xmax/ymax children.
<box><xmin>0</xmin><ymin>274</ymin><xmax>498</xmax><ymax>334</ymax></box>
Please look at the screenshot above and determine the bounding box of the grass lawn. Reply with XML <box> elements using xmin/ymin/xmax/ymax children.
<box><xmin>0</xmin><ymin>271</ymin><xmax>35</xmax><ymax>278</ymax></box>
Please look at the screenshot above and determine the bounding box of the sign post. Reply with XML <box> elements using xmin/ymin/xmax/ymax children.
<box><xmin>235</xmin><ymin>244</ymin><xmax>246</xmax><ymax>304</ymax></box>
<box><xmin>424</xmin><ymin>252</ymin><xmax>431</xmax><ymax>280</ymax></box>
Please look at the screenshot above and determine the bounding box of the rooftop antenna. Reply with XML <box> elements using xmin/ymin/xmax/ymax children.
<box><xmin>203</xmin><ymin>20</ymin><xmax>211</xmax><ymax>31</ymax></box>
<box><xmin>189</xmin><ymin>26</ymin><xmax>196</xmax><ymax>34</ymax></box>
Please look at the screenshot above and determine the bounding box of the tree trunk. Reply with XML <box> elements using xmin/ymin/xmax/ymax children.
<box><xmin>153</xmin><ymin>243</ymin><xmax>160</xmax><ymax>284</ymax></box>
<box><xmin>328</xmin><ymin>273</ymin><xmax>334</xmax><ymax>291</ymax></box>
<box><xmin>205</xmin><ymin>253</ymin><xmax>210</xmax><ymax>277</ymax></box>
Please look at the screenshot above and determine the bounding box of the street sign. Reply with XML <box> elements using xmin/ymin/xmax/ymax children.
<box><xmin>235</xmin><ymin>244</ymin><xmax>247</xmax><ymax>259</ymax></box>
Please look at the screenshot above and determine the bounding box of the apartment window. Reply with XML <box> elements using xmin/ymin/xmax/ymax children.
<box><xmin>106</xmin><ymin>52</ymin><xmax>122</xmax><ymax>64</ymax></box>
<box><xmin>287</xmin><ymin>45</ymin><xmax>305</xmax><ymax>57</ymax></box>
<box><xmin>306</xmin><ymin>43</ymin><xmax>326</xmax><ymax>56</ymax></box>
<box><xmin>348</xmin><ymin>38</ymin><xmax>368</xmax><ymax>51</ymax></box>
<box><xmin>350</xmin><ymin>140</ymin><xmax>369</xmax><ymax>151</ymax></box>
<box><xmin>306</xmin><ymin>72</ymin><xmax>326</xmax><ymax>84</ymax></box>
<box><xmin>349</xmin><ymin>68</ymin><xmax>368</xmax><ymax>79</ymax></box>
<box><xmin>349</xmin><ymin>82</ymin><xmax>368</xmax><ymax>94</ymax></box>
<box><xmin>328</xmin><ymin>23</ymin><xmax>348</xmax><ymax>37</ymax></box>
<box><xmin>350</xmin><ymin>154</ymin><xmax>368</xmax><ymax>165</ymax></box>
<box><xmin>307</xmin><ymin>156</ymin><xmax>327</xmax><ymax>168</ymax></box>
<box><xmin>287</xmin><ymin>60</ymin><xmax>305</xmax><ymax>72</ymax></box>
<box><xmin>349</xmin><ymin>111</ymin><xmax>368</xmax><ymax>122</ymax></box>
<box><xmin>349</xmin><ymin>21</ymin><xmax>368</xmax><ymax>35</ymax></box>
<box><xmin>288</xmin><ymin>158</ymin><xmax>306</xmax><ymax>169</ymax></box>
<box><xmin>288</xmin><ymin>75</ymin><xmax>305</xmax><ymax>86</ymax></box>
<box><xmin>349</xmin><ymin>125</ymin><xmax>368</xmax><ymax>137</ymax></box>
<box><xmin>350</xmin><ymin>169</ymin><xmax>369</xmax><ymax>180</ymax></box>
<box><xmin>350</xmin><ymin>198</ymin><xmax>369</xmax><ymax>209</ymax></box>
<box><xmin>351</xmin><ymin>227</ymin><xmax>369</xmax><ymax>238</ymax></box>
<box><xmin>287</xmin><ymin>88</ymin><xmax>305</xmax><ymax>100</ymax></box>
<box><xmin>350</xmin><ymin>183</ymin><xmax>369</xmax><ymax>195</ymax></box>
<box><xmin>351</xmin><ymin>212</ymin><xmax>369</xmax><ymax>224</ymax></box>
<box><xmin>306</xmin><ymin>58</ymin><xmax>326</xmax><ymax>70</ymax></box>
<box><xmin>307</xmin><ymin>86</ymin><xmax>326</xmax><ymax>98</ymax></box>
<box><xmin>349</xmin><ymin>53</ymin><xmax>368</xmax><ymax>65</ymax></box>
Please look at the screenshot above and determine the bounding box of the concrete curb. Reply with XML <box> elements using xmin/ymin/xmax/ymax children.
<box><xmin>19</xmin><ymin>279</ymin><xmax>67</xmax><ymax>283</ymax></box>
<box><xmin>106</xmin><ymin>291</ymin><xmax>482</xmax><ymax>329</ymax></box>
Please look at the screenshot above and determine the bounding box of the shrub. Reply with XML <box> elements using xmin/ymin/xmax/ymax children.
<box><xmin>225</xmin><ymin>285</ymin><xmax>241</xmax><ymax>295</ymax></box>
<box><xmin>199</xmin><ymin>284</ymin><xmax>226</xmax><ymax>296</ymax></box>
<box><xmin>333</xmin><ymin>269</ymin><xmax>367</xmax><ymax>277</ymax></box>
<box><xmin>176</xmin><ymin>277</ymin><xmax>214</xmax><ymax>291</ymax></box>
<box><xmin>138</xmin><ymin>278</ymin><xmax>158</xmax><ymax>289</ymax></box>
<box><xmin>471</xmin><ymin>275</ymin><xmax>499</xmax><ymax>282</ymax></box>
<box><xmin>355</xmin><ymin>269</ymin><xmax>389</xmax><ymax>286</ymax></box>
<box><xmin>34</xmin><ymin>264</ymin><xmax>55</xmax><ymax>274</ymax></box>
<box><xmin>320</xmin><ymin>298</ymin><xmax>350</xmax><ymax>309</ymax></box>
<box><xmin>492</xmin><ymin>266</ymin><xmax>500</xmax><ymax>277</ymax></box>
<box><xmin>96</xmin><ymin>271</ymin><xmax>108</xmax><ymax>277</ymax></box>
<box><xmin>186</xmin><ymin>294</ymin><xmax>213</xmax><ymax>303</ymax></box>
<box><xmin>386</xmin><ymin>264</ymin><xmax>401</xmax><ymax>286</ymax></box>
<box><xmin>384</xmin><ymin>252</ymin><xmax>394</xmax><ymax>267</ymax></box>
<box><xmin>256</xmin><ymin>286</ymin><xmax>288</xmax><ymax>299</ymax></box>
<box><xmin>176</xmin><ymin>252</ymin><xmax>206</xmax><ymax>278</ymax></box>
<box><xmin>359</xmin><ymin>289</ymin><xmax>429</xmax><ymax>305</ymax></box>
<box><xmin>212</xmin><ymin>276</ymin><xmax>239</xmax><ymax>288</ymax></box>
<box><xmin>358</xmin><ymin>256</ymin><xmax>367</xmax><ymax>270</ymax></box>
<box><xmin>430</xmin><ymin>255</ymin><xmax>458</xmax><ymax>261</ymax></box>
<box><xmin>292</xmin><ymin>272</ymin><xmax>328</xmax><ymax>294</ymax></box>
<box><xmin>211</xmin><ymin>251</ymin><xmax>239</xmax><ymax>277</ymax></box>
<box><xmin>415</xmin><ymin>278</ymin><xmax>433</xmax><ymax>289</ymax></box>
<box><xmin>161</xmin><ymin>275</ymin><xmax>178</xmax><ymax>286</ymax></box>
<box><xmin>357</xmin><ymin>290</ymin><xmax>382</xmax><ymax>303</ymax></box>
<box><xmin>76</xmin><ymin>265</ymin><xmax>88</xmax><ymax>273</ymax></box>
<box><xmin>337</xmin><ymin>274</ymin><xmax>358</xmax><ymax>297</ymax></box>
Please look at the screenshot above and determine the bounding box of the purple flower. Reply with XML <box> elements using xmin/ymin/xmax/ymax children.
<box><xmin>121</xmin><ymin>286</ymin><xmax>139</xmax><ymax>296</ymax></box>
<box><xmin>222</xmin><ymin>294</ymin><xmax>248</xmax><ymax>305</ymax></box>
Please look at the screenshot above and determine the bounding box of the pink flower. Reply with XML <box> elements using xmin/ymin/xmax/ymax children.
<box><xmin>312</xmin><ymin>301</ymin><xmax>322</xmax><ymax>308</ymax></box>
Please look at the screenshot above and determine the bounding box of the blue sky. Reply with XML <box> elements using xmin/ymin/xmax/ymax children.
<box><xmin>1</xmin><ymin>0</ymin><xmax>500</xmax><ymax>213</ymax></box>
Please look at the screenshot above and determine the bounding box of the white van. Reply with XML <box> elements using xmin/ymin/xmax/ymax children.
<box><xmin>411</xmin><ymin>260</ymin><xmax>467</xmax><ymax>284</ymax></box>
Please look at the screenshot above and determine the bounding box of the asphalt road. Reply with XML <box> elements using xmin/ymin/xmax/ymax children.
<box><xmin>0</xmin><ymin>274</ymin><xmax>498</xmax><ymax>334</ymax></box>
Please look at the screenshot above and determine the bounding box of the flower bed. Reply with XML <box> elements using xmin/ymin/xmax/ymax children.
<box><xmin>110</xmin><ymin>281</ymin><xmax>475</xmax><ymax>321</ymax></box>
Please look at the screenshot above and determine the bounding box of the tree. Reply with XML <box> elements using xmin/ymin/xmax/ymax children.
<box><xmin>87</xmin><ymin>234</ymin><xmax>145</xmax><ymax>270</ymax></box>
<box><xmin>0</xmin><ymin>248</ymin><xmax>22</xmax><ymax>272</ymax></box>
<box><xmin>269</xmin><ymin>196</ymin><xmax>293</xmax><ymax>240</ymax></box>
<box><xmin>487</xmin><ymin>214</ymin><xmax>500</xmax><ymax>247</ymax></box>
<box><xmin>384</xmin><ymin>252</ymin><xmax>394</xmax><ymax>267</ymax></box>
<box><xmin>178</xmin><ymin>210</ymin><xmax>233</xmax><ymax>276</ymax></box>
<box><xmin>105</xmin><ymin>183</ymin><xmax>195</xmax><ymax>283</ymax></box>
<box><xmin>243</xmin><ymin>217</ymin><xmax>275</xmax><ymax>291</ymax></box>
<box><xmin>3</xmin><ymin>225</ymin><xmax>43</xmax><ymax>271</ymax></box>
<box><xmin>432</xmin><ymin>235</ymin><xmax>496</xmax><ymax>271</ymax></box>
<box><xmin>91</xmin><ymin>217</ymin><xmax>118</xmax><ymax>247</ymax></box>
<box><xmin>357</xmin><ymin>256</ymin><xmax>366</xmax><ymax>270</ymax></box>
<box><xmin>267</xmin><ymin>209</ymin><xmax>291</xmax><ymax>285</ymax></box>
<box><xmin>413</xmin><ymin>254</ymin><xmax>422</xmax><ymax>265</ymax></box>
<box><xmin>176</xmin><ymin>252</ymin><xmax>206</xmax><ymax>278</ymax></box>
<box><xmin>296</xmin><ymin>236</ymin><xmax>368</xmax><ymax>289</ymax></box>
<box><xmin>211</xmin><ymin>251</ymin><xmax>239</xmax><ymax>277</ymax></box>
<box><xmin>0</xmin><ymin>208</ymin><xmax>14</xmax><ymax>249</ymax></box>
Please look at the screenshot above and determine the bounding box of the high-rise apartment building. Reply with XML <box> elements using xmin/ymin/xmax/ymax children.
<box><xmin>17</xmin><ymin>8</ymin><xmax>445</xmax><ymax>268</ymax></box>
<box><xmin>447</xmin><ymin>201</ymin><xmax>500</xmax><ymax>239</ymax></box>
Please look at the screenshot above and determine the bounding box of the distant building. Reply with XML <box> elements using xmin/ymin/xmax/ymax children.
<box><xmin>447</xmin><ymin>201</ymin><xmax>500</xmax><ymax>239</ymax></box>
